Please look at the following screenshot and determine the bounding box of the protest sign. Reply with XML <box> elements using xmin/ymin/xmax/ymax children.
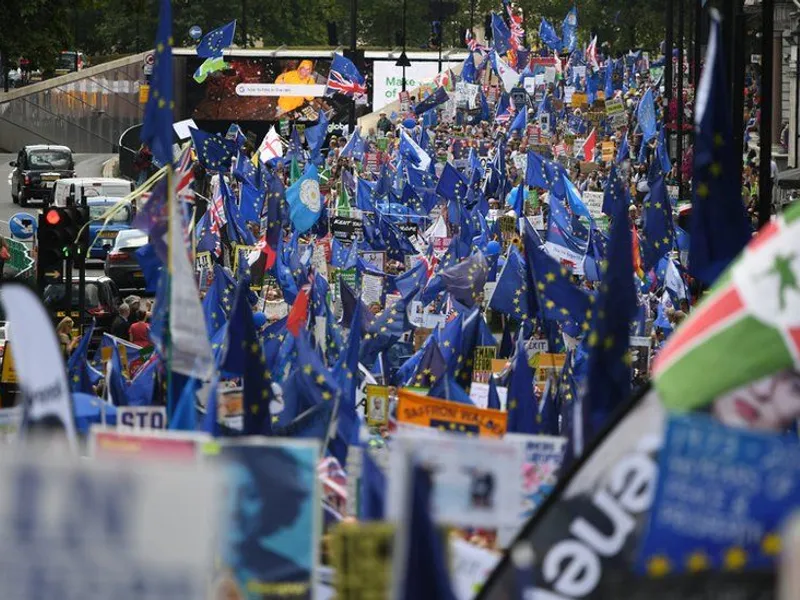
<box><xmin>571</xmin><ymin>93</ymin><xmax>588</xmax><ymax>108</ymax></box>
<box><xmin>331</xmin><ymin>216</ymin><xmax>364</xmax><ymax>242</ymax></box>
<box><xmin>630</xmin><ymin>336</ymin><xmax>653</xmax><ymax>384</ymax></box>
<box><xmin>638</xmin><ymin>414</ymin><xmax>800</xmax><ymax>576</ymax></box>
<box><xmin>396</xmin><ymin>389</ymin><xmax>507</xmax><ymax>438</ymax></box>
<box><xmin>359</xmin><ymin>250</ymin><xmax>385</xmax><ymax>271</ymax></box>
<box><xmin>504</xmin><ymin>433</ymin><xmax>567</xmax><ymax>525</ymax></box>
<box><xmin>605</xmin><ymin>97</ymin><xmax>626</xmax><ymax>126</ymax></box>
<box><xmin>524</xmin><ymin>337</ymin><xmax>549</xmax><ymax>360</ymax></box>
<box><xmin>205</xmin><ymin>439</ymin><xmax>321</xmax><ymax>599</ymax></box>
<box><xmin>582</xmin><ymin>190</ymin><xmax>605</xmax><ymax>220</ymax></box>
<box><xmin>450</xmin><ymin>537</ymin><xmax>502</xmax><ymax>600</ymax></box>
<box><xmin>331</xmin><ymin>522</ymin><xmax>395</xmax><ymax>599</ymax></box>
<box><xmin>361</xmin><ymin>273</ymin><xmax>384</xmax><ymax>307</ymax></box>
<box><xmin>388</xmin><ymin>430</ymin><xmax>523</xmax><ymax>529</ymax></box>
<box><xmin>0</xmin><ymin>451</ymin><xmax>218</xmax><ymax>599</ymax></box>
<box><xmin>366</xmin><ymin>384</ymin><xmax>390</xmax><ymax>427</ymax></box>
<box><xmin>472</xmin><ymin>346</ymin><xmax>497</xmax><ymax>384</ymax></box>
<box><xmin>469</xmin><ymin>381</ymin><xmax>508</xmax><ymax>411</ymax></box>
<box><xmin>117</xmin><ymin>406</ymin><xmax>168</xmax><ymax>431</ymax></box>
<box><xmin>0</xmin><ymin>406</ymin><xmax>21</xmax><ymax>443</ymax></box>
<box><xmin>532</xmin><ymin>352</ymin><xmax>566</xmax><ymax>382</ymax></box>
<box><xmin>90</xmin><ymin>427</ymin><xmax>208</xmax><ymax>462</ymax></box>
<box><xmin>0</xmin><ymin>342</ymin><xmax>17</xmax><ymax>385</ymax></box>
<box><xmin>602</xmin><ymin>141</ymin><xmax>616</xmax><ymax>162</ymax></box>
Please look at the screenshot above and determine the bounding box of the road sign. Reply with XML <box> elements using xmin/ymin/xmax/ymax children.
<box><xmin>8</xmin><ymin>213</ymin><xmax>36</xmax><ymax>240</ymax></box>
<box><xmin>143</xmin><ymin>52</ymin><xmax>155</xmax><ymax>76</ymax></box>
<box><xmin>6</xmin><ymin>239</ymin><xmax>33</xmax><ymax>279</ymax></box>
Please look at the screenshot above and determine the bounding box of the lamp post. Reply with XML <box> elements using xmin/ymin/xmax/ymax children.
<box><xmin>397</xmin><ymin>0</ymin><xmax>411</xmax><ymax>91</ymax></box>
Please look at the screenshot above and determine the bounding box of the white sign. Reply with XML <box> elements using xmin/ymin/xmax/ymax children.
<box><xmin>524</xmin><ymin>337</ymin><xmax>549</xmax><ymax>359</ymax></box>
<box><xmin>118</xmin><ymin>406</ymin><xmax>168</xmax><ymax>431</ymax></box>
<box><xmin>582</xmin><ymin>190</ymin><xmax>605</xmax><ymax>220</ymax></box>
<box><xmin>388</xmin><ymin>432</ymin><xmax>523</xmax><ymax>529</ymax></box>
<box><xmin>371</xmin><ymin>61</ymin><xmax>442</xmax><ymax>112</ymax></box>
<box><xmin>0</xmin><ymin>452</ymin><xmax>218</xmax><ymax>599</ymax></box>
<box><xmin>450</xmin><ymin>537</ymin><xmax>501</xmax><ymax>600</ymax></box>
<box><xmin>235</xmin><ymin>83</ymin><xmax>328</xmax><ymax>97</ymax></box>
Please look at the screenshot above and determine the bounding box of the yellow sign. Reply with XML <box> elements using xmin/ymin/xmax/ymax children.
<box><xmin>472</xmin><ymin>346</ymin><xmax>496</xmax><ymax>383</ymax></box>
<box><xmin>571</xmin><ymin>93</ymin><xmax>588</xmax><ymax>108</ymax></box>
<box><xmin>397</xmin><ymin>389</ymin><xmax>507</xmax><ymax>438</ymax></box>
<box><xmin>331</xmin><ymin>522</ymin><xmax>395</xmax><ymax>600</ymax></box>
<box><xmin>1</xmin><ymin>343</ymin><xmax>17</xmax><ymax>384</ymax></box>
<box><xmin>534</xmin><ymin>352</ymin><xmax>566</xmax><ymax>383</ymax></box>
<box><xmin>601</xmin><ymin>141</ymin><xmax>616</xmax><ymax>162</ymax></box>
<box><xmin>365</xmin><ymin>385</ymin><xmax>389</xmax><ymax>427</ymax></box>
<box><xmin>139</xmin><ymin>83</ymin><xmax>150</xmax><ymax>104</ymax></box>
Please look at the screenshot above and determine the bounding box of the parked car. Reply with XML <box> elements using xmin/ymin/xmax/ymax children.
<box><xmin>52</xmin><ymin>177</ymin><xmax>134</xmax><ymax>208</ymax></box>
<box><xmin>9</xmin><ymin>145</ymin><xmax>74</xmax><ymax>207</ymax></box>
<box><xmin>104</xmin><ymin>229</ymin><xmax>148</xmax><ymax>291</ymax></box>
<box><xmin>87</xmin><ymin>197</ymin><xmax>134</xmax><ymax>260</ymax></box>
<box><xmin>42</xmin><ymin>275</ymin><xmax>122</xmax><ymax>341</ymax></box>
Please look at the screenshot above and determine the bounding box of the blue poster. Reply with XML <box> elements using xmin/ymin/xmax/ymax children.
<box><xmin>210</xmin><ymin>440</ymin><xmax>321</xmax><ymax>600</ymax></box>
<box><xmin>638</xmin><ymin>414</ymin><xmax>800</xmax><ymax>576</ymax></box>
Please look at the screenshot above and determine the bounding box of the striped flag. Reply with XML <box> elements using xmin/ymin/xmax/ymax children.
<box><xmin>653</xmin><ymin>203</ymin><xmax>800</xmax><ymax>410</ymax></box>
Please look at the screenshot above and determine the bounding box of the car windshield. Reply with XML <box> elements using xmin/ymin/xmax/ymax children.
<box><xmin>42</xmin><ymin>283</ymin><xmax>100</xmax><ymax>308</ymax></box>
<box><xmin>90</xmin><ymin>204</ymin><xmax>130</xmax><ymax>223</ymax></box>
<box><xmin>114</xmin><ymin>229</ymin><xmax>147</xmax><ymax>248</ymax></box>
<box><xmin>28</xmin><ymin>150</ymin><xmax>71</xmax><ymax>170</ymax></box>
<box><xmin>57</xmin><ymin>54</ymin><xmax>76</xmax><ymax>70</ymax></box>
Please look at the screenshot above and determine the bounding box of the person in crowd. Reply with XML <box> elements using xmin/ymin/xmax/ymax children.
<box><xmin>56</xmin><ymin>318</ymin><xmax>77</xmax><ymax>356</ymax></box>
<box><xmin>128</xmin><ymin>310</ymin><xmax>152</xmax><ymax>349</ymax></box>
<box><xmin>111</xmin><ymin>303</ymin><xmax>131</xmax><ymax>340</ymax></box>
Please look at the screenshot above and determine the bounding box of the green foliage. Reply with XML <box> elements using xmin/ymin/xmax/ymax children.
<box><xmin>0</xmin><ymin>0</ymin><xmax>73</xmax><ymax>71</ymax></box>
<box><xmin>36</xmin><ymin>0</ymin><xmax>666</xmax><ymax>63</ymax></box>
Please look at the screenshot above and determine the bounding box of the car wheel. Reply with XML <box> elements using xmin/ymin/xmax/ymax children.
<box><xmin>11</xmin><ymin>189</ymin><xmax>18</xmax><ymax>205</ymax></box>
<box><xmin>19</xmin><ymin>191</ymin><xmax>27</xmax><ymax>208</ymax></box>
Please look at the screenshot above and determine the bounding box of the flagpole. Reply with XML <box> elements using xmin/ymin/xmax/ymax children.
<box><xmin>166</xmin><ymin>165</ymin><xmax>174</xmax><ymax>418</ymax></box>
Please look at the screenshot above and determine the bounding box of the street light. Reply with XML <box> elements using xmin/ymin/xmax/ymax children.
<box><xmin>396</xmin><ymin>0</ymin><xmax>411</xmax><ymax>91</ymax></box>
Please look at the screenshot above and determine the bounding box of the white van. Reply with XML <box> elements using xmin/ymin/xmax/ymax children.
<box><xmin>52</xmin><ymin>177</ymin><xmax>134</xmax><ymax>208</ymax></box>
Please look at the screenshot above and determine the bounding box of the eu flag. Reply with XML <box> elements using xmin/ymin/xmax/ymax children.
<box><xmin>491</xmin><ymin>12</ymin><xmax>513</xmax><ymax>55</ymax></box>
<box><xmin>539</xmin><ymin>18</ymin><xmax>562</xmax><ymax>52</ymax></box>
<box><xmin>436</xmin><ymin>162</ymin><xmax>469</xmax><ymax>202</ymax></box>
<box><xmin>189</xmin><ymin>127</ymin><xmax>236</xmax><ymax>171</ymax></box>
<box><xmin>637</xmin><ymin>87</ymin><xmax>658</xmax><ymax>142</ymax></box>
<box><xmin>689</xmin><ymin>12</ymin><xmax>752</xmax><ymax>286</ymax></box>
<box><xmin>641</xmin><ymin>176</ymin><xmax>674</xmax><ymax>269</ymax></box>
<box><xmin>67</xmin><ymin>321</ymin><xmax>101</xmax><ymax>394</ymax></box>
<box><xmin>413</xmin><ymin>86</ymin><xmax>450</xmax><ymax>116</ymax></box>
<box><xmin>584</xmin><ymin>194</ymin><xmax>637</xmax><ymax>440</ymax></box>
<box><xmin>141</xmin><ymin>0</ymin><xmax>174</xmax><ymax>168</ymax></box>
<box><xmin>507</xmin><ymin>335</ymin><xmax>537</xmax><ymax>434</ymax></box>
<box><xmin>196</xmin><ymin>20</ymin><xmax>236</xmax><ymax>59</ymax></box>
<box><xmin>490</xmin><ymin>246</ymin><xmax>530</xmax><ymax>323</ymax></box>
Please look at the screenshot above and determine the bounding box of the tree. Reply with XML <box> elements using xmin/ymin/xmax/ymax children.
<box><xmin>0</xmin><ymin>0</ymin><xmax>73</xmax><ymax>73</ymax></box>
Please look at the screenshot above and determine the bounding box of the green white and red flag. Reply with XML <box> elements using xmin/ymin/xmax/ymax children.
<box><xmin>653</xmin><ymin>203</ymin><xmax>800</xmax><ymax>410</ymax></box>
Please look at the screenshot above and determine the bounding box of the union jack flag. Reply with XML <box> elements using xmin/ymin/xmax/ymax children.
<box><xmin>506</xmin><ymin>4</ymin><xmax>525</xmax><ymax>49</ymax></box>
<box><xmin>495</xmin><ymin>102</ymin><xmax>516</xmax><ymax>124</ymax></box>
<box><xmin>465</xmin><ymin>30</ymin><xmax>486</xmax><ymax>54</ymax></box>
<box><xmin>175</xmin><ymin>146</ymin><xmax>195</xmax><ymax>204</ymax></box>
<box><xmin>326</xmin><ymin>53</ymin><xmax>367</xmax><ymax>98</ymax></box>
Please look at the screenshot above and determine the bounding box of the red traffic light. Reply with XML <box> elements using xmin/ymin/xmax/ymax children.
<box><xmin>45</xmin><ymin>209</ymin><xmax>61</xmax><ymax>226</ymax></box>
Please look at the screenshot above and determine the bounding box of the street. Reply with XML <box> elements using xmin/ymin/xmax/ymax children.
<box><xmin>0</xmin><ymin>153</ymin><xmax>116</xmax><ymax>275</ymax></box>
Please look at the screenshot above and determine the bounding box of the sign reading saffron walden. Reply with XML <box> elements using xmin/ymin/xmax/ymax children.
<box><xmin>0</xmin><ymin>453</ymin><xmax>218</xmax><ymax>599</ymax></box>
<box><xmin>396</xmin><ymin>389</ymin><xmax>507</xmax><ymax>438</ymax></box>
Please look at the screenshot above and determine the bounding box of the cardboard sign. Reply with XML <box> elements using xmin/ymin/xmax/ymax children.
<box><xmin>472</xmin><ymin>346</ymin><xmax>497</xmax><ymax>384</ymax></box>
<box><xmin>117</xmin><ymin>406</ymin><xmax>168</xmax><ymax>431</ymax></box>
<box><xmin>601</xmin><ymin>141</ymin><xmax>616</xmax><ymax>162</ymax></box>
<box><xmin>605</xmin><ymin>97</ymin><xmax>626</xmax><ymax>125</ymax></box>
<box><xmin>365</xmin><ymin>385</ymin><xmax>390</xmax><ymax>427</ymax></box>
<box><xmin>582</xmin><ymin>190</ymin><xmax>605</xmax><ymax>219</ymax></box>
<box><xmin>570</xmin><ymin>93</ymin><xmax>588</xmax><ymax>108</ymax></box>
<box><xmin>90</xmin><ymin>427</ymin><xmax>207</xmax><ymax>462</ymax></box>
<box><xmin>396</xmin><ymin>389</ymin><xmax>507</xmax><ymax>438</ymax></box>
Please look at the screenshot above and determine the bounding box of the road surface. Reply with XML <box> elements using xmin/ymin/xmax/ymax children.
<box><xmin>0</xmin><ymin>153</ymin><xmax>115</xmax><ymax>275</ymax></box>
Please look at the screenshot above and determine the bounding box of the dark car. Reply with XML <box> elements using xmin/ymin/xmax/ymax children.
<box><xmin>10</xmin><ymin>145</ymin><xmax>74</xmax><ymax>207</ymax></box>
<box><xmin>104</xmin><ymin>228</ymin><xmax>148</xmax><ymax>291</ymax></box>
<box><xmin>42</xmin><ymin>275</ymin><xmax>122</xmax><ymax>341</ymax></box>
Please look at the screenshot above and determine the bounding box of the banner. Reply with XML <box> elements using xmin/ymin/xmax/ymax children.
<box><xmin>388</xmin><ymin>429</ymin><xmax>523</xmax><ymax>529</ymax></box>
<box><xmin>205</xmin><ymin>439</ymin><xmax>321</xmax><ymax>600</ymax></box>
<box><xmin>90</xmin><ymin>428</ymin><xmax>208</xmax><ymax>462</ymax></box>
<box><xmin>0</xmin><ymin>450</ymin><xmax>218</xmax><ymax>598</ymax></box>
<box><xmin>396</xmin><ymin>389</ymin><xmax>507</xmax><ymax>438</ymax></box>
<box><xmin>0</xmin><ymin>284</ymin><xmax>77</xmax><ymax>452</ymax></box>
<box><xmin>637</xmin><ymin>414</ymin><xmax>800</xmax><ymax>576</ymax></box>
<box><xmin>117</xmin><ymin>406</ymin><xmax>168</xmax><ymax>431</ymax></box>
<box><xmin>372</xmin><ymin>60</ymin><xmax>442</xmax><ymax>112</ymax></box>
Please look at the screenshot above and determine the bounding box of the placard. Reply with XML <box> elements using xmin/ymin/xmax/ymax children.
<box><xmin>570</xmin><ymin>93</ymin><xmax>588</xmax><ymax>108</ymax></box>
<box><xmin>0</xmin><ymin>342</ymin><xmax>17</xmax><ymax>384</ymax></box>
<box><xmin>605</xmin><ymin>97</ymin><xmax>626</xmax><ymax>125</ymax></box>
<box><xmin>472</xmin><ymin>346</ymin><xmax>497</xmax><ymax>384</ymax></box>
<box><xmin>365</xmin><ymin>385</ymin><xmax>390</xmax><ymax>427</ymax></box>
<box><xmin>602</xmin><ymin>141</ymin><xmax>616</xmax><ymax>162</ymax></box>
<box><xmin>637</xmin><ymin>414</ymin><xmax>800</xmax><ymax>576</ymax></box>
<box><xmin>331</xmin><ymin>522</ymin><xmax>395</xmax><ymax>599</ymax></box>
<box><xmin>451</xmin><ymin>538</ymin><xmax>502</xmax><ymax>600</ymax></box>
<box><xmin>524</xmin><ymin>337</ymin><xmax>549</xmax><ymax>360</ymax></box>
<box><xmin>331</xmin><ymin>216</ymin><xmax>364</xmax><ymax>242</ymax></box>
<box><xmin>396</xmin><ymin>389</ymin><xmax>507</xmax><ymax>438</ymax></box>
<box><xmin>582</xmin><ymin>190</ymin><xmax>605</xmax><ymax>220</ymax></box>
<box><xmin>204</xmin><ymin>439</ymin><xmax>321</xmax><ymax>599</ymax></box>
<box><xmin>388</xmin><ymin>430</ymin><xmax>523</xmax><ymax>529</ymax></box>
<box><xmin>359</xmin><ymin>250</ymin><xmax>385</xmax><ymax>272</ymax></box>
<box><xmin>90</xmin><ymin>427</ymin><xmax>207</xmax><ymax>462</ymax></box>
<box><xmin>504</xmin><ymin>433</ymin><xmax>567</xmax><ymax>524</ymax></box>
<box><xmin>361</xmin><ymin>273</ymin><xmax>384</xmax><ymax>308</ymax></box>
<box><xmin>117</xmin><ymin>406</ymin><xmax>168</xmax><ymax>431</ymax></box>
<box><xmin>0</xmin><ymin>451</ymin><xmax>218</xmax><ymax>599</ymax></box>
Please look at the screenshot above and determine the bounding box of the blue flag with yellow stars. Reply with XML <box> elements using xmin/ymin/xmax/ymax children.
<box><xmin>202</xmin><ymin>266</ymin><xmax>233</xmax><ymax>338</ymax></box>
<box><xmin>642</xmin><ymin>176</ymin><xmax>675</xmax><ymax>270</ymax></box>
<box><xmin>67</xmin><ymin>320</ymin><xmax>101</xmax><ymax>394</ymax></box>
<box><xmin>526</xmin><ymin>224</ymin><xmax>591</xmax><ymax>328</ymax></box>
<box><xmin>489</xmin><ymin>246</ymin><xmax>530</xmax><ymax>323</ymax></box>
<box><xmin>436</xmin><ymin>162</ymin><xmax>469</xmax><ymax>202</ymax></box>
<box><xmin>583</xmin><ymin>194</ymin><xmax>637</xmax><ymax>440</ymax></box>
<box><xmin>189</xmin><ymin>127</ymin><xmax>236</xmax><ymax>171</ymax></box>
<box><xmin>141</xmin><ymin>0</ymin><xmax>174</xmax><ymax>168</ymax></box>
<box><xmin>507</xmin><ymin>334</ymin><xmax>537</xmax><ymax>434</ymax></box>
<box><xmin>601</xmin><ymin>163</ymin><xmax>629</xmax><ymax>217</ymax></box>
<box><xmin>539</xmin><ymin>18</ymin><xmax>562</xmax><ymax>52</ymax></box>
<box><xmin>428</xmin><ymin>373</ymin><xmax>474</xmax><ymax>405</ymax></box>
<box><xmin>409</xmin><ymin>338</ymin><xmax>447</xmax><ymax>389</ymax></box>
<box><xmin>439</xmin><ymin>251</ymin><xmax>488</xmax><ymax>308</ymax></box>
<box><xmin>689</xmin><ymin>12</ymin><xmax>752</xmax><ymax>286</ymax></box>
<box><xmin>196</xmin><ymin>20</ymin><xmax>236</xmax><ymax>59</ymax></box>
<box><xmin>414</xmin><ymin>86</ymin><xmax>450</xmax><ymax>116</ymax></box>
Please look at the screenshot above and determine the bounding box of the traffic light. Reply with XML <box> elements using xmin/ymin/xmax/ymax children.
<box><xmin>37</xmin><ymin>206</ymin><xmax>90</xmax><ymax>284</ymax></box>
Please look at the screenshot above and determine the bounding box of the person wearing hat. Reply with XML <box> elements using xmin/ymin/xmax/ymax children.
<box><xmin>277</xmin><ymin>60</ymin><xmax>316</xmax><ymax>114</ymax></box>
<box><xmin>377</xmin><ymin>112</ymin><xmax>392</xmax><ymax>135</ymax></box>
